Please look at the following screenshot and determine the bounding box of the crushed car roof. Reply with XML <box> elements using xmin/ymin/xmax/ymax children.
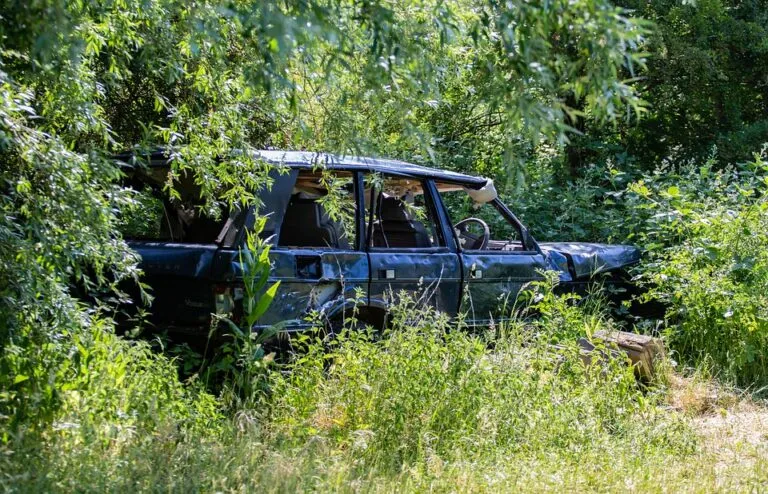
<box><xmin>116</xmin><ymin>149</ymin><xmax>489</xmax><ymax>189</ymax></box>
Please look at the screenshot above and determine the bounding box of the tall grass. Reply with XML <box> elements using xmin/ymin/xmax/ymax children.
<box><xmin>2</xmin><ymin>285</ymin><xmax>708</xmax><ymax>492</ymax></box>
<box><xmin>267</xmin><ymin>293</ymin><xmax>693</xmax><ymax>476</ymax></box>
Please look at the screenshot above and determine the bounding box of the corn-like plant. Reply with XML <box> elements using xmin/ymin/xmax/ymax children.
<box><xmin>209</xmin><ymin>217</ymin><xmax>281</xmax><ymax>408</ymax></box>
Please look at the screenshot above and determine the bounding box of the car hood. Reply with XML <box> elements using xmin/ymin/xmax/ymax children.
<box><xmin>538</xmin><ymin>242</ymin><xmax>641</xmax><ymax>279</ymax></box>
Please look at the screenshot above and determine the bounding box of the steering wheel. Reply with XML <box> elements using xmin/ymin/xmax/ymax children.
<box><xmin>454</xmin><ymin>217</ymin><xmax>490</xmax><ymax>250</ymax></box>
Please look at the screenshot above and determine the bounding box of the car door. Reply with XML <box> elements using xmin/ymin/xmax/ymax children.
<box><xmin>459</xmin><ymin>200</ymin><xmax>550</xmax><ymax>326</ymax></box>
<box><xmin>432</xmin><ymin>184</ymin><xmax>550</xmax><ymax>327</ymax></box>
<box><xmin>364</xmin><ymin>173</ymin><xmax>462</xmax><ymax>319</ymax></box>
<box><xmin>253</xmin><ymin>168</ymin><xmax>370</xmax><ymax>330</ymax></box>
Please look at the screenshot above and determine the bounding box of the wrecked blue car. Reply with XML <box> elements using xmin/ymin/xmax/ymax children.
<box><xmin>117</xmin><ymin>150</ymin><xmax>642</xmax><ymax>334</ymax></box>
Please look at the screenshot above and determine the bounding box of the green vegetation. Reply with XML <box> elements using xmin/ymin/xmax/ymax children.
<box><xmin>0</xmin><ymin>291</ymin><xmax>699</xmax><ymax>491</ymax></box>
<box><xmin>634</xmin><ymin>152</ymin><xmax>768</xmax><ymax>387</ymax></box>
<box><xmin>5</xmin><ymin>288</ymin><xmax>768</xmax><ymax>491</ymax></box>
<box><xmin>2</xmin><ymin>0</ymin><xmax>768</xmax><ymax>491</ymax></box>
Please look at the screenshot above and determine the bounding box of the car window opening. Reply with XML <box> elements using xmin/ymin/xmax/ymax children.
<box><xmin>277</xmin><ymin>170</ymin><xmax>355</xmax><ymax>249</ymax></box>
<box><xmin>365</xmin><ymin>176</ymin><xmax>443</xmax><ymax>249</ymax></box>
<box><xmin>118</xmin><ymin>169</ymin><xmax>230</xmax><ymax>244</ymax></box>
<box><xmin>436</xmin><ymin>182</ymin><xmax>527</xmax><ymax>252</ymax></box>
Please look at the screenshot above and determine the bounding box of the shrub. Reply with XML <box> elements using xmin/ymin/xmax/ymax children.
<box><xmin>0</xmin><ymin>321</ymin><xmax>222</xmax><ymax>490</ymax></box>
<box><xmin>516</xmin><ymin>147</ymin><xmax>768</xmax><ymax>388</ymax></box>
<box><xmin>628</xmin><ymin>150</ymin><xmax>768</xmax><ymax>387</ymax></box>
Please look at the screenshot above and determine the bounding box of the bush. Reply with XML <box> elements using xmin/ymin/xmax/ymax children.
<box><xmin>509</xmin><ymin>161</ymin><xmax>640</xmax><ymax>242</ymax></box>
<box><xmin>631</xmin><ymin>152</ymin><xmax>768</xmax><ymax>386</ymax></box>
<box><xmin>657</xmin><ymin>203</ymin><xmax>768</xmax><ymax>386</ymax></box>
<box><xmin>1</xmin><ymin>322</ymin><xmax>222</xmax><ymax>490</ymax></box>
<box><xmin>511</xmin><ymin>147</ymin><xmax>768</xmax><ymax>388</ymax></box>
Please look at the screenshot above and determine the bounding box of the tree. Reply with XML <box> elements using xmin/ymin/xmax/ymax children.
<box><xmin>575</xmin><ymin>0</ymin><xmax>768</xmax><ymax>167</ymax></box>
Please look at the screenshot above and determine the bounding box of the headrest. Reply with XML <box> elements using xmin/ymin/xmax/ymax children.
<box><xmin>377</xmin><ymin>196</ymin><xmax>411</xmax><ymax>221</ymax></box>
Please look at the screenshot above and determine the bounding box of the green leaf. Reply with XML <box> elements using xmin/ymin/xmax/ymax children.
<box><xmin>247</xmin><ymin>281</ymin><xmax>281</xmax><ymax>326</ymax></box>
<box><xmin>666</xmin><ymin>186</ymin><xmax>681</xmax><ymax>198</ymax></box>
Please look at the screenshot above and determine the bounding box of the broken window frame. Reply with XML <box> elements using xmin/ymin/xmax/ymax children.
<box><xmin>364</xmin><ymin>172</ymin><xmax>449</xmax><ymax>253</ymax></box>
<box><xmin>432</xmin><ymin>181</ymin><xmax>540</xmax><ymax>254</ymax></box>
<box><xmin>118</xmin><ymin>166</ymin><xmax>240</xmax><ymax>246</ymax></box>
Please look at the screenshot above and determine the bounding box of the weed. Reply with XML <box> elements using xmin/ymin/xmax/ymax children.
<box><xmin>635</xmin><ymin>151</ymin><xmax>768</xmax><ymax>387</ymax></box>
<box><xmin>202</xmin><ymin>218</ymin><xmax>282</xmax><ymax>411</ymax></box>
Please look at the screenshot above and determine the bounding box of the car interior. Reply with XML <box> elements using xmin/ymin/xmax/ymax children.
<box><xmin>275</xmin><ymin>170</ymin><xmax>528</xmax><ymax>251</ymax></box>
<box><xmin>277</xmin><ymin>170</ymin><xmax>354</xmax><ymax>249</ymax></box>
<box><xmin>366</xmin><ymin>176</ymin><xmax>442</xmax><ymax>249</ymax></box>
<box><xmin>433</xmin><ymin>182</ymin><xmax>528</xmax><ymax>252</ymax></box>
<box><xmin>370</xmin><ymin>195</ymin><xmax>433</xmax><ymax>248</ymax></box>
<box><xmin>278</xmin><ymin>193</ymin><xmax>351</xmax><ymax>249</ymax></box>
<box><xmin>120</xmin><ymin>166</ymin><xmax>527</xmax><ymax>251</ymax></box>
<box><xmin>277</xmin><ymin>172</ymin><xmax>443</xmax><ymax>250</ymax></box>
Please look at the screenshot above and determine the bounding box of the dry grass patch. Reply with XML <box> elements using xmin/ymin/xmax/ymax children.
<box><xmin>657</xmin><ymin>372</ymin><xmax>768</xmax><ymax>491</ymax></box>
<box><xmin>667</xmin><ymin>373</ymin><xmax>747</xmax><ymax>416</ymax></box>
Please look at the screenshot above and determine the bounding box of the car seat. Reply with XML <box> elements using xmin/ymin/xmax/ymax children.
<box><xmin>278</xmin><ymin>194</ymin><xmax>350</xmax><ymax>248</ymax></box>
<box><xmin>372</xmin><ymin>196</ymin><xmax>431</xmax><ymax>248</ymax></box>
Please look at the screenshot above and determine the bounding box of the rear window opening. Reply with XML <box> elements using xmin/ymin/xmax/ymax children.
<box><xmin>117</xmin><ymin>166</ymin><xmax>231</xmax><ymax>244</ymax></box>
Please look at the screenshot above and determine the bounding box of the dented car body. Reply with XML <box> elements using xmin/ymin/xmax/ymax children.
<box><xmin>118</xmin><ymin>150</ymin><xmax>641</xmax><ymax>334</ymax></box>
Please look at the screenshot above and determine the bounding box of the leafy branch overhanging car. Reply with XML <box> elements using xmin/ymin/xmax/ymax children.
<box><xmin>117</xmin><ymin>150</ymin><xmax>642</xmax><ymax>335</ymax></box>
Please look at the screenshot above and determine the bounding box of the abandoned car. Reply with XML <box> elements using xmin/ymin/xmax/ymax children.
<box><xmin>117</xmin><ymin>150</ymin><xmax>642</xmax><ymax>334</ymax></box>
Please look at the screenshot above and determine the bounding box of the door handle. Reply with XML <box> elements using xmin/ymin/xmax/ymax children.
<box><xmin>379</xmin><ymin>269</ymin><xmax>396</xmax><ymax>280</ymax></box>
